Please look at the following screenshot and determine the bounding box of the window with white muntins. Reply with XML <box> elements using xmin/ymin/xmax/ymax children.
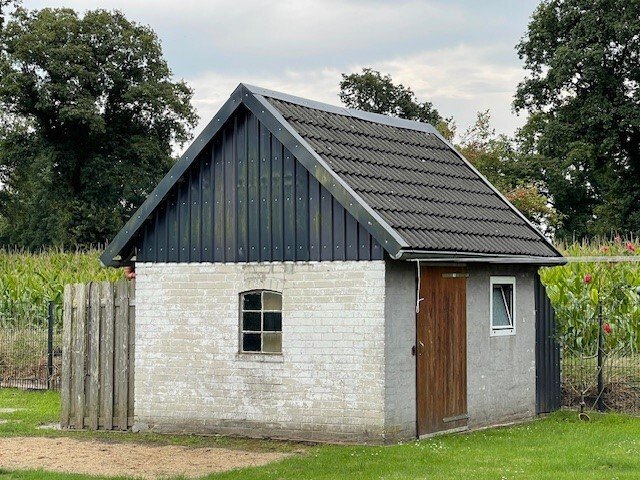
<box><xmin>490</xmin><ymin>276</ymin><xmax>516</xmax><ymax>336</ymax></box>
<box><xmin>240</xmin><ymin>290</ymin><xmax>283</xmax><ymax>353</ymax></box>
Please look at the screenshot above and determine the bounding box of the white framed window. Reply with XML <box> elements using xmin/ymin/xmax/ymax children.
<box><xmin>239</xmin><ymin>290</ymin><xmax>283</xmax><ymax>353</ymax></box>
<box><xmin>490</xmin><ymin>276</ymin><xmax>516</xmax><ymax>336</ymax></box>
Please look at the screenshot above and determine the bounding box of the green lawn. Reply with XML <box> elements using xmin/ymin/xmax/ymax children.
<box><xmin>1</xmin><ymin>388</ymin><xmax>639</xmax><ymax>479</ymax></box>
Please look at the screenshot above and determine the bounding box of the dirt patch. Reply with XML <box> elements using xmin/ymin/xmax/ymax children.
<box><xmin>0</xmin><ymin>437</ymin><xmax>287</xmax><ymax>479</ymax></box>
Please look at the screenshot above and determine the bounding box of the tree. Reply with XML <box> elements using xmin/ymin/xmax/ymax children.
<box><xmin>515</xmin><ymin>0</ymin><xmax>640</xmax><ymax>238</ymax></box>
<box><xmin>0</xmin><ymin>8</ymin><xmax>197</xmax><ymax>248</ymax></box>
<box><xmin>458</xmin><ymin>111</ymin><xmax>561</xmax><ymax>232</ymax></box>
<box><xmin>339</xmin><ymin>68</ymin><xmax>445</xmax><ymax>127</ymax></box>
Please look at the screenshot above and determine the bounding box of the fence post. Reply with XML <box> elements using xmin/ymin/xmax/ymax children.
<box><xmin>597</xmin><ymin>302</ymin><xmax>604</xmax><ymax>412</ymax></box>
<box><xmin>47</xmin><ymin>301</ymin><xmax>54</xmax><ymax>390</ymax></box>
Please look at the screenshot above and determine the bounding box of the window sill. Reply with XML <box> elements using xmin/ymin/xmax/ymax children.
<box><xmin>490</xmin><ymin>329</ymin><xmax>516</xmax><ymax>337</ymax></box>
<box><xmin>236</xmin><ymin>352</ymin><xmax>284</xmax><ymax>363</ymax></box>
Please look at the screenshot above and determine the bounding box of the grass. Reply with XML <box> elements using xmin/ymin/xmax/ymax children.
<box><xmin>1</xmin><ymin>389</ymin><xmax>640</xmax><ymax>479</ymax></box>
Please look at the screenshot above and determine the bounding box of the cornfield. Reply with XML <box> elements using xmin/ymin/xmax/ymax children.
<box><xmin>0</xmin><ymin>247</ymin><xmax>122</xmax><ymax>327</ymax></box>
<box><xmin>540</xmin><ymin>236</ymin><xmax>640</xmax><ymax>354</ymax></box>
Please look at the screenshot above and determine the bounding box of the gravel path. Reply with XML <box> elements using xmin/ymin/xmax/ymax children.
<box><xmin>0</xmin><ymin>436</ymin><xmax>287</xmax><ymax>479</ymax></box>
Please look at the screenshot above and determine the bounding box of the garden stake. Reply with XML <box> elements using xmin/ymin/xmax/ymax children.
<box><xmin>597</xmin><ymin>302</ymin><xmax>605</xmax><ymax>412</ymax></box>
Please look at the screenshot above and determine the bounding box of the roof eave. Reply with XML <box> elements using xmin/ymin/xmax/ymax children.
<box><xmin>392</xmin><ymin>249</ymin><xmax>566</xmax><ymax>265</ymax></box>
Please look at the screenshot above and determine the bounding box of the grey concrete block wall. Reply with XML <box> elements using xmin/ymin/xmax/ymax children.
<box><xmin>383</xmin><ymin>260</ymin><xmax>417</xmax><ymax>440</ymax></box>
<box><xmin>466</xmin><ymin>264</ymin><xmax>538</xmax><ymax>427</ymax></box>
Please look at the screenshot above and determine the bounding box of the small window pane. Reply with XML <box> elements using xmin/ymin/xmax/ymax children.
<box><xmin>263</xmin><ymin>291</ymin><xmax>282</xmax><ymax>311</ymax></box>
<box><xmin>243</xmin><ymin>312</ymin><xmax>261</xmax><ymax>331</ymax></box>
<box><xmin>492</xmin><ymin>285</ymin><xmax>513</xmax><ymax>327</ymax></box>
<box><xmin>243</xmin><ymin>293</ymin><xmax>261</xmax><ymax>311</ymax></box>
<box><xmin>242</xmin><ymin>333</ymin><xmax>261</xmax><ymax>352</ymax></box>
<box><xmin>263</xmin><ymin>332</ymin><xmax>282</xmax><ymax>353</ymax></box>
<box><xmin>263</xmin><ymin>312</ymin><xmax>282</xmax><ymax>331</ymax></box>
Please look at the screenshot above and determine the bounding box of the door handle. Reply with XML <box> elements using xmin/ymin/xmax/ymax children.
<box><xmin>418</xmin><ymin>341</ymin><xmax>425</xmax><ymax>356</ymax></box>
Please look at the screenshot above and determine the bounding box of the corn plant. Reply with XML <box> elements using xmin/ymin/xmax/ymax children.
<box><xmin>0</xmin><ymin>247</ymin><xmax>122</xmax><ymax>327</ymax></box>
<box><xmin>540</xmin><ymin>237</ymin><xmax>640</xmax><ymax>355</ymax></box>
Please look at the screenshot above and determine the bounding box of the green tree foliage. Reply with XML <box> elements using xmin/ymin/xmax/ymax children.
<box><xmin>515</xmin><ymin>0</ymin><xmax>640</xmax><ymax>239</ymax></box>
<box><xmin>339</xmin><ymin>68</ymin><xmax>444</xmax><ymax>127</ymax></box>
<box><xmin>0</xmin><ymin>8</ymin><xmax>198</xmax><ymax>248</ymax></box>
<box><xmin>458</xmin><ymin>111</ymin><xmax>561</xmax><ymax>232</ymax></box>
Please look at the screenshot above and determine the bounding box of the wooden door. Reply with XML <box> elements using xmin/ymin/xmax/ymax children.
<box><xmin>417</xmin><ymin>266</ymin><xmax>468</xmax><ymax>436</ymax></box>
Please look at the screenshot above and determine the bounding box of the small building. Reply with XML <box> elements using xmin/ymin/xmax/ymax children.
<box><xmin>101</xmin><ymin>84</ymin><xmax>564</xmax><ymax>443</ymax></box>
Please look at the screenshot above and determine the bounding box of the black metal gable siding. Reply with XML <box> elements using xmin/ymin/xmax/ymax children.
<box><xmin>134</xmin><ymin>106</ymin><xmax>383</xmax><ymax>263</ymax></box>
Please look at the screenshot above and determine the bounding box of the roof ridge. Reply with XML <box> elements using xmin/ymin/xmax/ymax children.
<box><xmin>283</xmin><ymin>115</ymin><xmax>450</xmax><ymax>150</ymax></box>
<box><xmin>243</xmin><ymin>84</ymin><xmax>440</xmax><ymax>135</ymax></box>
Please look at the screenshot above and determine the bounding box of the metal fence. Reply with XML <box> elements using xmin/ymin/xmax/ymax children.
<box><xmin>561</xmin><ymin>307</ymin><xmax>640</xmax><ymax>415</ymax></box>
<box><xmin>0</xmin><ymin>301</ymin><xmax>62</xmax><ymax>390</ymax></box>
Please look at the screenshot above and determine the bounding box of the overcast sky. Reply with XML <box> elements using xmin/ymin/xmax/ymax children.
<box><xmin>29</xmin><ymin>0</ymin><xmax>540</xmax><ymax>142</ymax></box>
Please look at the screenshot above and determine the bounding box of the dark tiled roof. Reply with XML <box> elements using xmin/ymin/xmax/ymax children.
<box><xmin>266</xmin><ymin>97</ymin><xmax>559</xmax><ymax>258</ymax></box>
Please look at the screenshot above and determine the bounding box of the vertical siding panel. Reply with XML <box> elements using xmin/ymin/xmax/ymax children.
<box><xmin>283</xmin><ymin>148</ymin><xmax>296</xmax><ymax>261</ymax></box>
<box><xmin>320</xmin><ymin>186</ymin><xmax>333</xmax><ymax>261</ymax></box>
<box><xmin>371</xmin><ymin>238</ymin><xmax>384</xmax><ymax>260</ymax></box>
<box><xmin>332</xmin><ymin>198</ymin><xmax>346</xmax><ymax>261</ymax></box>
<box><xmin>213</xmin><ymin>137</ymin><xmax>225</xmax><ymax>262</ymax></box>
<box><xmin>201</xmin><ymin>146</ymin><xmax>213</xmax><ymax>262</ymax></box>
<box><xmin>178</xmin><ymin>179</ymin><xmax>190</xmax><ymax>262</ymax></box>
<box><xmin>345</xmin><ymin>212</ymin><xmax>358</xmax><ymax>260</ymax></box>
<box><xmin>358</xmin><ymin>224</ymin><xmax>371</xmax><ymax>260</ymax></box>
<box><xmin>132</xmin><ymin>110</ymin><xmax>396</xmax><ymax>264</ymax></box>
<box><xmin>144</xmin><ymin>219</ymin><xmax>156</xmax><ymax>262</ymax></box>
<box><xmin>247</xmin><ymin>113</ymin><xmax>260</xmax><ymax>261</ymax></box>
<box><xmin>189</xmin><ymin>164</ymin><xmax>201</xmax><ymax>262</ymax></box>
<box><xmin>155</xmin><ymin>203</ymin><xmax>167</xmax><ymax>262</ymax></box>
<box><xmin>271</xmin><ymin>138</ymin><xmax>284</xmax><ymax>261</ymax></box>
<box><xmin>224</xmin><ymin>125</ymin><xmax>237</xmax><ymax>261</ymax></box>
<box><xmin>167</xmin><ymin>191</ymin><xmax>179</xmax><ymax>262</ymax></box>
<box><xmin>308</xmin><ymin>175</ymin><xmax>321</xmax><ymax>261</ymax></box>
<box><xmin>236</xmin><ymin>111</ymin><xmax>248</xmax><ymax>261</ymax></box>
<box><xmin>259</xmin><ymin>124</ymin><xmax>272</xmax><ymax>261</ymax></box>
<box><xmin>295</xmin><ymin>165</ymin><xmax>309</xmax><ymax>261</ymax></box>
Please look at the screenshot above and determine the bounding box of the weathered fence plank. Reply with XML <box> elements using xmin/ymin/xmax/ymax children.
<box><xmin>73</xmin><ymin>283</ymin><xmax>87</xmax><ymax>429</ymax></box>
<box><xmin>127</xmin><ymin>281</ymin><xmax>135</xmax><ymax>426</ymax></box>
<box><xmin>101</xmin><ymin>282</ymin><xmax>115</xmax><ymax>430</ymax></box>
<box><xmin>61</xmin><ymin>279</ymin><xmax>134</xmax><ymax>431</ymax></box>
<box><xmin>116</xmin><ymin>280</ymin><xmax>129</xmax><ymax>431</ymax></box>
<box><xmin>88</xmin><ymin>282</ymin><xmax>101</xmax><ymax>430</ymax></box>
<box><xmin>60</xmin><ymin>285</ymin><xmax>73</xmax><ymax>428</ymax></box>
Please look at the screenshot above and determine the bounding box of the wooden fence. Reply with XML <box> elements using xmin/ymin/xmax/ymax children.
<box><xmin>61</xmin><ymin>280</ymin><xmax>135</xmax><ymax>430</ymax></box>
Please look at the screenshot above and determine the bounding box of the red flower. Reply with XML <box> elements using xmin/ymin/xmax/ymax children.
<box><xmin>627</xmin><ymin>242</ymin><xmax>636</xmax><ymax>253</ymax></box>
<box><xmin>600</xmin><ymin>245</ymin><xmax>610</xmax><ymax>253</ymax></box>
<box><xmin>603</xmin><ymin>323</ymin><xmax>612</xmax><ymax>335</ymax></box>
<box><xmin>584</xmin><ymin>274</ymin><xmax>592</xmax><ymax>284</ymax></box>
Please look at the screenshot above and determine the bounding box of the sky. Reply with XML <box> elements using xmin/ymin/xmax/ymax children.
<box><xmin>28</xmin><ymin>0</ymin><xmax>541</xmax><ymax>143</ymax></box>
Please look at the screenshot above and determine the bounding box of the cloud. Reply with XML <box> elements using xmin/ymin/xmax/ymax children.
<box><xmin>185</xmin><ymin>43</ymin><xmax>526</xmax><ymax>147</ymax></box>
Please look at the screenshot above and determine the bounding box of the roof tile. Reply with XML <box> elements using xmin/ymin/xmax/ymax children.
<box><xmin>266</xmin><ymin>96</ymin><xmax>559</xmax><ymax>257</ymax></box>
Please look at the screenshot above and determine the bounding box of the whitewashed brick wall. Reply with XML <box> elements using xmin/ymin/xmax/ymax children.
<box><xmin>134</xmin><ymin>261</ymin><xmax>387</xmax><ymax>443</ymax></box>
